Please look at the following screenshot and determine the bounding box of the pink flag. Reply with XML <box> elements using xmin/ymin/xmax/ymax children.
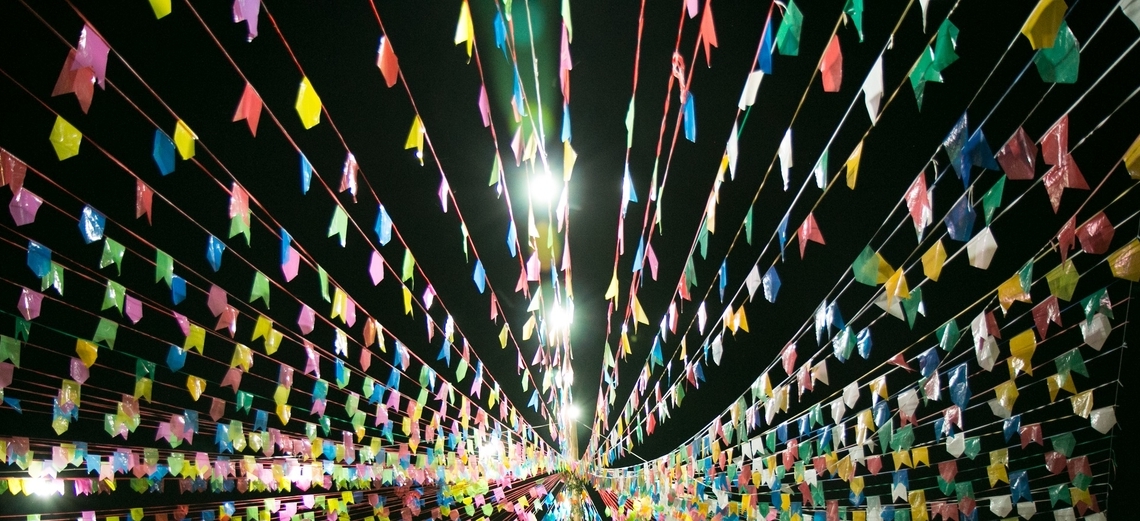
<box><xmin>73</xmin><ymin>25</ymin><xmax>110</xmax><ymax>89</ymax></box>
<box><xmin>369</xmin><ymin>251</ymin><xmax>385</xmax><ymax>285</ymax></box>
<box><xmin>10</xmin><ymin>188</ymin><xmax>43</xmax><ymax>226</ymax></box>
<box><xmin>478</xmin><ymin>86</ymin><xmax>491</xmax><ymax>127</ymax></box>
<box><xmin>798</xmin><ymin>213</ymin><xmax>825</xmax><ymax>258</ymax></box>
<box><xmin>298</xmin><ymin>305</ymin><xmax>315</xmax><ymax>335</ymax></box>
<box><xmin>17</xmin><ymin>287</ymin><xmax>42</xmax><ymax>320</ymax></box>
<box><xmin>282</xmin><ymin>246</ymin><xmax>300</xmax><ymax>282</ymax></box>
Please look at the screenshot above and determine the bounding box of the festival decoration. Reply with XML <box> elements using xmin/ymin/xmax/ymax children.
<box><xmin>0</xmin><ymin>3</ymin><xmax>1133</xmax><ymax>521</ymax></box>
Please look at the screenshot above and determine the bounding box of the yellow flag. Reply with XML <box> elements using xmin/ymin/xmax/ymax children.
<box><xmin>735</xmin><ymin>306</ymin><xmax>750</xmax><ymax>333</ymax></box>
<box><xmin>1008</xmin><ymin>329</ymin><xmax>1037</xmax><ymax>377</ymax></box>
<box><xmin>908</xmin><ymin>489</ymin><xmax>928</xmax><ymax>521</ymax></box>
<box><xmin>76</xmin><ymin>339</ymin><xmax>98</xmax><ymax>367</ymax></box>
<box><xmin>911</xmin><ymin>447</ymin><xmax>930</xmax><ymax>467</ymax></box>
<box><xmin>922</xmin><ymin>240</ymin><xmax>946</xmax><ymax>282</ymax></box>
<box><xmin>997</xmin><ymin>274</ymin><xmax>1031</xmax><ymax>313</ymax></box>
<box><xmin>604</xmin><ymin>270</ymin><xmax>619</xmax><ymax>302</ymax></box>
<box><xmin>846</xmin><ymin>141</ymin><xmax>863</xmax><ymax>189</ymax></box>
<box><xmin>454</xmin><ymin>0</ymin><xmax>474</xmax><ymax>59</ymax></box>
<box><xmin>185</xmin><ymin>324</ymin><xmax>206</xmax><ymax>354</ymax></box>
<box><xmin>1020</xmin><ymin>0</ymin><xmax>1067</xmax><ymax>50</ymax></box>
<box><xmin>632</xmin><ymin>296</ymin><xmax>649</xmax><ymax>327</ymax></box>
<box><xmin>1047</xmin><ymin>372</ymin><xmax>1077</xmax><ymax>401</ymax></box>
<box><xmin>49</xmin><ymin>115</ymin><xmax>82</xmax><ymax>161</ymax></box>
<box><xmin>1109</xmin><ymin>238</ymin><xmax>1140</xmax><ymax>281</ymax></box>
<box><xmin>331</xmin><ymin>287</ymin><xmax>348</xmax><ymax>323</ymax></box>
<box><xmin>892</xmin><ymin>450</ymin><xmax>912</xmax><ymax>470</ymax></box>
<box><xmin>252</xmin><ymin>315</ymin><xmax>272</xmax><ymax>341</ymax></box>
<box><xmin>986</xmin><ymin>462</ymin><xmax>1008</xmax><ymax>486</ymax></box>
<box><xmin>402</xmin><ymin>286</ymin><xmax>413</xmax><ymax>315</ymax></box>
<box><xmin>1125</xmin><ymin>135</ymin><xmax>1140</xmax><ymax>179</ymax></box>
<box><xmin>564</xmin><ymin>143</ymin><xmax>577</xmax><ymax>180</ymax></box>
<box><xmin>186</xmin><ymin>375</ymin><xmax>205</xmax><ymax>401</ymax></box>
<box><xmin>295</xmin><ymin>76</ymin><xmax>322</xmax><ymax>129</ymax></box>
<box><xmin>405</xmin><ymin>115</ymin><xmax>424</xmax><ymax>165</ymax></box>
<box><xmin>995</xmin><ymin>380</ymin><xmax>1020</xmax><ymax>411</ymax></box>
<box><xmin>523</xmin><ymin>315</ymin><xmax>537</xmax><ymax>340</ymax></box>
<box><xmin>264</xmin><ymin>329</ymin><xmax>282</xmax><ymax>355</ymax></box>
<box><xmin>870</xmin><ymin>376</ymin><xmax>889</xmax><ymax>401</ymax></box>
<box><xmin>885</xmin><ymin>268</ymin><xmax>909</xmax><ymax>307</ymax></box>
<box><xmin>149</xmin><ymin>0</ymin><xmax>171</xmax><ymax>18</ymax></box>
<box><xmin>276</xmin><ymin>403</ymin><xmax>291</xmax><ymax>425</ymax></box>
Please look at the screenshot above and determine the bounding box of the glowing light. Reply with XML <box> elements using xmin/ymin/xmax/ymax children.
<box><xmin>25</xmin><ymin>477</ymin><xmax>62</xmax><ymax>496</ymax></box>
<box><xmin>564</xmin><ymin>403</ymin><xmax>581</xmax><ymax>421</ymax></box>
<box><xmin>548</xmin><ymin>301</ymin><xmax>574</xmax><ymax>337</ymax></box>
<box><xmin>479</xmin><ymin>438</ymin><xmax>503</xmax><ymax>459</ymax></box>
<box><xmin>530</xmin><ymin>170</ymin><xmax>558</xmax><ymax>204</ymax></box>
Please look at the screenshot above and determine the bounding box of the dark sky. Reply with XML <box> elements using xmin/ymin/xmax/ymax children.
<box><xmin>0</xmin><ymin>0</ymin><xmax>1137</xmax><ymax>518</ymax></box>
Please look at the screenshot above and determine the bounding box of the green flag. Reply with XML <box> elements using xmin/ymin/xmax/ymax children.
<box><xmin>42</xmin><ymin>262</ymin><xmax>64</xmax><ymax>295</ymax></box>
<box><xmin>155</xmin><ymin>249</ymin><xmax>173</xmax><ymax>287</ymax></box>
<box><xmin>100</xmin><ymin>238</ymin><xmax>125</xmax><ymax>275</ymax></box>
<box><xmin>843</xmin><ymin>0</ymin><xmax>864</xmax><ymax>41</ymax></box>
<box><xmin>937</xmin><ymin>319</ymin><xmax>960</xmax><ymax>352</ymax></box>
<box><xmin>328</xmin><ymin>205</ymin><xmax>348</xmax><ymax>247</ymax></box>
<box><xmin>1034</xmin><ymin>21</ymin><xmax>1079</xmax><ymax>84</ymax></box>
<box><xmin>318</xmin><ymin>265</ymin><xmax>331</xmax><ymax>302</ymax></box>
<box><xmin>745</xmin><ymin>206</ymin><xmax>754</xmax><ymax>245</ymax></box>
<box><xmin>775</xmin><ymin>0</ymin><xmax>803</xmax><ymax>56</ymax></box>
<box><xmin>93</xmin><ymin>318</ymin><xmax>118</xmax><ymax>349</ymax></box>
<box><xmin>982</xmin><ymin>175</ymin><xmax>1006</xmax><ymax>225</ymax></box>
<box><xmin>932</xmin><ymin>19</ymin><xmax>960</xmax><ymax>72</ymax></box>
<box><xmin>103</xmin><ymin>280</ymin><xmax>126</xmax><ymax>314</ymax></box>
<box><xmin>250</xmin><ymin>272</ymin><xmax>270</xmax><ymax>308</ymax></box>
<box><xmin>229</xmin><ymin>215</ymin><xmax>251</xmax><ymax>246</ymax></box>
<box><xmin>402</xmin><ymin>249</ymin><xmax>415</xmax><ymax>283</ymax></box>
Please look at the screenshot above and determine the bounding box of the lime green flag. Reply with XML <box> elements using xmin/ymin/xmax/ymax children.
<box><xmin>250</xmin><ymin>272</ymin><xmax>270</xmax><ymax>308</ymax></box>
<box><xmin>328</xmin><ymin>206</ymin><xmax>348</xmax><ymax>247</ymax></box>
<box><xmin>402</xmin><ymin>249</ymin><xmax>415</xmax><ymax>284</ymax></box>
<box><xmin>456</xmin><ymin>358</ymin><xmax>468</xmax><ymax>382</ymax></box>
<box><xmin>318</xmin><ymin>265</ymin><xmax>331</xmax><ymax>302</ymax></box>
<box><xmin>100</xmin><ymin>238</ymin><xmax>125</xmax><ymax>275</ymax></box>
<box><xmin>93</xmin><ymin>318</ymin><xmax>118</xmax><ymax>349</ymax></box>
<box><xmin>42</xmin><ymin>262</ymin><xmax>64</xmax><ymax>295</ymax></box>
<box><xmin>103</xmin><ymin>280</ymin><xmax>126</xmax><ymax>314</ymax></box>
<box><xmin>489</xmin><ymin>153</ymin><xmax>501</xmax><ymax>186</ymax></box>
<box><xmin>229</xmin><ymin>215</ymin><xmax>251</xmax><ymax>246</ymax></box>
<box><xmin>1046</xmin><ymin>260</ymin><xmax>1078</xmax><ymax>301</ymax></box>
<box><xmin>155</xmin><ymin>249</ymin><xmax>173</xmax><ymax>287</ymax></box>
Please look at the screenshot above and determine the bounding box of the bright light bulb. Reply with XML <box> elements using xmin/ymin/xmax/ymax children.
<box><xmin>548</xmin><ymin>302</ymin><xmax>574</xmax><ymax>338</ymax></box>
<box><xmin>530</xmin><ymin>171</ymin><xmax>557</xmax><ymax>204</ymax></box>
<box><xmin>25</xmin><ymin>477</ymin><xmax>59</xmax><ymax>496</ymax></box>
<box><xmin>564</xmin><ymin>404</ymin><xmax>580</xmax><ymax>421</ymax></box>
